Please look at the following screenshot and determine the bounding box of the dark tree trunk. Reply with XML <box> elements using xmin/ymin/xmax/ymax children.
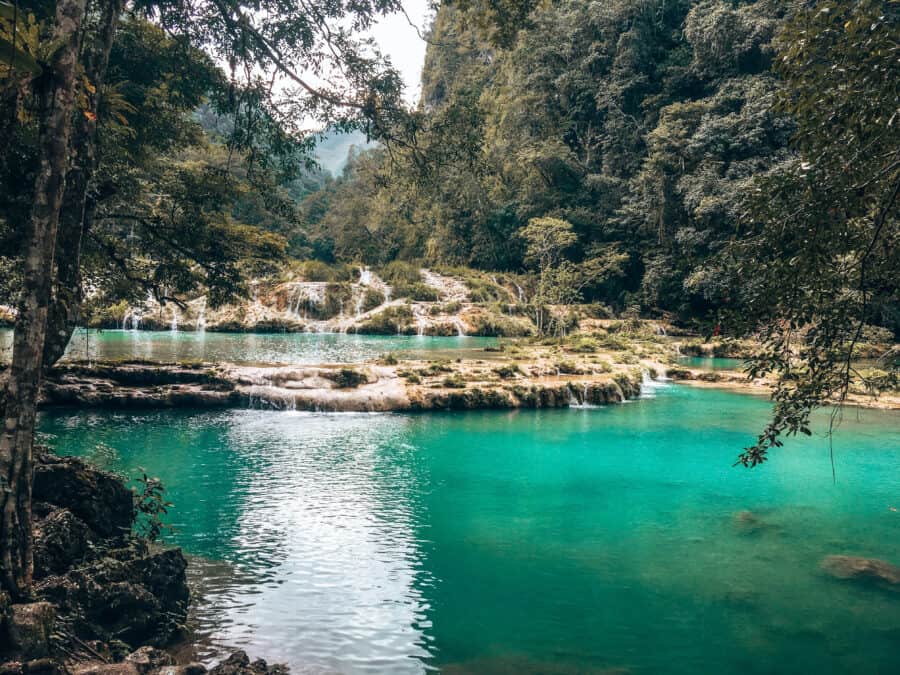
<box><xmin>43</xmin><ymin>0</ymin><xmax>123</xmax><ymax>368</ymax></box>
<box><xmin>0</xmin><ymin>0</ymin><xmax>85</xmax><ymax>600</ymax></box>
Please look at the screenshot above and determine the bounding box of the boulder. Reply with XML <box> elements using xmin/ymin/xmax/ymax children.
<box><xmin>33</xmin><ymin>508</ymin><xmax>92</xmax><ymax>578</ymax></box>
<box><xmin>209</xmin><ymin>652</ymin><xmax>289</xmax><ymax>675</ymax></box>
<box><xmin>35</xmin><ymin>548</ymin><xmax>189</xmax><ymax>649</ymax></box>
<box><xmin>133</xmin><ymin>549</ymin><xmax>190</xmax><ymax>617</ymax></box>
<box><xmin>6</xmin><ymin>603</ymin><xmax>55</xmax><ymax>659</ymax></box>
<box><xmin>820</xmin><ymin>555</ymin><xmax>900</xmax><ymax>588</ymax></box>
<box><xmin>124</xmin><ymin>647</ymin><xmax>175</xmax><ymax>673</ymax></box>
<box><xmin>33</xmin><ymin>453</ymin><xmax>133</xmax><ymax>540</ymax></box>
<box><xmin>156</xmin><ymin>665</ymin><xmax>207</xmax><ymax>675</ymax></box>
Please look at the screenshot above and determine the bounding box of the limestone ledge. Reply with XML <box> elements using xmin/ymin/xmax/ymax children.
<box><xmin>35</xmin><ymin>360</ymin><xmax>647</xmax><ymax>413</ymax></box>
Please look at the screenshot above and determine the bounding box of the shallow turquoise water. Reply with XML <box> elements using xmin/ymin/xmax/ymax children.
<box><xmin>676</xmin><ymin>355</ymin><xmax>747</xmax><ymax>371</ymax></box>
<box><xmin>38</xmin><ymin>385</ymin><xmax>900</xmax><ymax>674</ymax></box>
<box><xmin>0</xmin><ymin>328</ymin><xmax>496</xmax><ymax>365</ymax></box>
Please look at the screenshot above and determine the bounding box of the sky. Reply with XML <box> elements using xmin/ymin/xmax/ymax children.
<box><xmin>369</xmin><ymin>0</ymin><xmax>433</xmax><ymax>105</ymax></box>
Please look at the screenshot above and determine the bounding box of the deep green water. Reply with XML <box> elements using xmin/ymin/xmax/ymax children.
<box><xmin>0</xmin><ymin>328</ymin><xmax>496</xmax><ymax>364</ymax></box>
<box><xmin>38</xmin><ymin>385</ymin><xmax>900</xmax><ymax>674</ymax></box>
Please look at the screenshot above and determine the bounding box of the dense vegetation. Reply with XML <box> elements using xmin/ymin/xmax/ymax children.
<box><xmin>298</xmin><ymin>0</ymin><xmax>794</xmax><ymax>320</ymax></box>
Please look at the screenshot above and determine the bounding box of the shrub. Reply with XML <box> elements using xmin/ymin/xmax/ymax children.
<box><xmin>419</xmin><ymin>361</ymin><xmax>454</xmax><ymax>376</ymax></box>
<box><xmin>398</xmin><ymin>369</ymin><xmax>422</xmax><ymax>384</ymax></box>
<box><xmin>362</xmin><ymin>288</ymin><xmax>384</xmax><ymax>312</ymax></box>
<box><xmin>442</xmin><ymin>373</ymin><xmax>467</xmax><ymax>388</ymax></box>
<box><xmin>583</xmin><ymin>302</ymin><xmax>614</xmax><ymax>319</ymax></box>
<box><xmin>493</xmin><ymin>363</ymin><xmax>521</xmax><ymax>379</ymax></box>
<box><xmin>355</xmin><ymin>306</ymin><xmax>414</xmax><ymax>334</ymax></box>
<box><xmin>555</xmin><ymin>360</ymin><xmax>584</xmax><ymax>375</ymax></box>
<box><xmin>393</xmin><ymin>281</ymin><xmax>440</xmax><ymax>301</ymax></box>
<box><xmin>596</xmin><ymin>334</ymin><xmax>630</xmax><ymax>351</ymax></box>
<box><xmin>89</xmin><ymin>299</ymin><xmax>131</xmax><ymax>328</ymax></box>
<box><xmin>380</xmin><ymin>261</ymin><xmax>422</xmax><ymax>285</ymax></box>
<box><xmin>467</xmin><ymin>312</ymin><xmax>533</xmax><ymax>337</ymax></box>
<box><xmin>300</xmin><ymin>260</ymin><xmax>355</xmax><ymax>282</ymax></box>
<box><xmin>326</xmin><ymin>368</ymin><xmax>368</xmax><ymax>388</ymax></box>
<box><xmin>565</xmin><ymin>336</ymin><xmax>600</xmax><ymax>353</ymax></box>
<box><xmin>379</xmin><ymin>353</ymin><xmax>399</xmax><ymax>365</ymax></box>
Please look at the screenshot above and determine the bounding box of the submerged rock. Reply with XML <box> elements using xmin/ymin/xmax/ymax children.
<box><xmin>732</xmin><ymin>510</ymin><xmax>781</xmax><ymax>535</ymax></box>
<box><xmin>208</xmin><ymin>651</ymin><xmax>289</xmax><ymax>675</ymax></box>
<box><xmin>820</xmin><ymin>555</ymin><xmax>900</xmax><ymax>588</ymax></box>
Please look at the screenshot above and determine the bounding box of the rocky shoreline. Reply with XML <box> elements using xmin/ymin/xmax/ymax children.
<box><xmin>27</xmin><ymin>335</ymin><xmax>899</xmax><ymax>412</ymax></box>
<box><xmin>0</xmin><ymin>454</ymin><xmax>286</xmax><ymax>675</ymax></box>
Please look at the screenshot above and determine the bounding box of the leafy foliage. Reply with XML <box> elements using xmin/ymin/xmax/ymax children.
<box><xmin>728</xmin><ymin>0</ymin><xmax>900</xmax><ymax>467</ymax></box>
<box><xmin>133</xmin><ymin>472</ymin><xmax>173</xmax><ymax>543</ymax></box>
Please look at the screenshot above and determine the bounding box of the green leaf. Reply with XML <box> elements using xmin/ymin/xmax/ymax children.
<box><xmin>0</xmin><ymin>35</ymin><xmax>41</xmax><ymax>74</ymax></box>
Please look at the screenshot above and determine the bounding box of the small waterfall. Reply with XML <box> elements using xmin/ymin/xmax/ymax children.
<box><xmin>288</xmin><ymin>282</ymin><xmax>327</xmax><ymax>320</ymax></box>
<box><xmin>452</xmin><ymin>317</ymin><xmax>467</xmax><ymax>337</ymax></box>
<box><xmin>653</xmin><ymin>323</ymin><xmax>667</xmax><ymax>336</ymax></box>
<box><xmin>358</xmin><ymin>266</ymin><xmax>373</xmax><ymax>286</ymax></box>
<box><xmin>170</xmin><ymin>307</ymin><xmax>179</xmax><ymax>332</ymax></box>
<box><xmin>122</xmin><ymin>308</ymin><xmax>142</xmax><ymax>331</ymax></box>
<box><xmin>196</xmin><ymin>300</ymin><xmax>207</xmax><ymax>331</ymax></box>
<box><xmin>412</xmin><ymin>304</ymin><xmax>428</xmax><ymax>337</ymax></box>
<box><xmin>569</xmin><ymin>383</ymin><xmax>598</xmax><ymax>409</ymax></box>
<box><xmin>513</xmin><ymin>282</ymin><xmax>525</xmax><ymax>302</ymax></box>
<box><xmin>639</xmin><ymin>370</ymin><xmax>671</xmax><ymax>399</ymax></box>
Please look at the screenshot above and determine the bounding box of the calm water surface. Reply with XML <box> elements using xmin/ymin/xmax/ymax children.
<box><xmin>38</xmin><ymin>385</ymin><xmax>900</xmax><ymax>674</ymax></box>
<box><xmin>676</xmin><ymin>355</ymin><xmax>747</xmax><ymax>371</ymax></box>
<box><xmin>0</xmin><ymin>328</ymin><xmax>496</xmax><ymax>364</ymax></box>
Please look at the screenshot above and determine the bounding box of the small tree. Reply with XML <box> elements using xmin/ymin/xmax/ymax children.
<box><xmin>520</xmin><ymin>217</ymin><xmax>582</xmax><ymax>336</ymax></box>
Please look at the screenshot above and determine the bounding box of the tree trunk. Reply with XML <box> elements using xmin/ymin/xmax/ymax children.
<box><xmin>0</xmin><ymin>0</ymin><xmax>86</xmax><ymax>600</ymax></box>
<box><xmin>43</xmin><ymin>0</ymin><xmax>123</xmax><ymax>368</ymax></box>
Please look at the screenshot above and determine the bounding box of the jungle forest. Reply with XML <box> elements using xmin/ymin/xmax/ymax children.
<box><xmin>0</xmin><ymin>0</ymin><xmax>897</xmax><ymax>672</ymax></box>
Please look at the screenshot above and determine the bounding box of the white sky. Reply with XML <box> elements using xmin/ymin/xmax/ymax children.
<box><xmin>369</xmin><ymin>0</ymin><xmax>433</xmax><ymax>105</ymax></box>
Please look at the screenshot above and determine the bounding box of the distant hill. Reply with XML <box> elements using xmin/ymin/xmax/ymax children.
<box><xmin>314</xmin><ymin>130</ymin><xmax>373</xmax><ymax>176</ymax></box>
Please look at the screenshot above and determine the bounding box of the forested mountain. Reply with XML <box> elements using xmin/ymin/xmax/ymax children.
<box><xmin>301</xmin><ymin>0</ymin><xmax>793</xmax><ymax>319</ymax></box>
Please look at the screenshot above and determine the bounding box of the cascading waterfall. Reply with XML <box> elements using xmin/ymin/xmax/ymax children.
<box><xmin>288</xmin><ymin>283</ymin><xmax>327</xmax><ymax>321</ymax></box>
<box><xmin>170</xmin><ymin>307</ymin><xmax>179</xmax><ymax>332</ymax></box>
<box><xmin>122</xmin><ymin>308</ymin><xmax>142</xmax><ymax>331</ymax></box>
<box><xmin>453</xmin><ymin>318</ymin><xmax>466</xmax><ymax>337</ymax></box>
<box><xmin>412</xmin><ymin>304</ymin><xmax>428</xmax><ymax>337</ymax></box>
<box><xmin>639</xmin><ymin>370</ymin><xmax>670</xmax><ymax>399</ymax></box>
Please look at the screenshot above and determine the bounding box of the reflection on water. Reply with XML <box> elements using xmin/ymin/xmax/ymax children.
<box><xmin>0</xmin><ymin>328</ymin><xmax>497</xmax><ymax>365</ymax></box>
<box><xmin>37</xmin><ymin>387</ymin><xmax>900</xmax><ymax>674</ymax></box>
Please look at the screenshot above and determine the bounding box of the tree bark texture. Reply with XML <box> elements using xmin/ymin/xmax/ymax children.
<box><xmin>43</xmin><ymin>0</ymin><xmax>123</xmax><ymax>368</ymax></box>
<box><xmin>0</xmin><ymin>0</ymin><xmax>86</xmax><ymax>599</ymax></box>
